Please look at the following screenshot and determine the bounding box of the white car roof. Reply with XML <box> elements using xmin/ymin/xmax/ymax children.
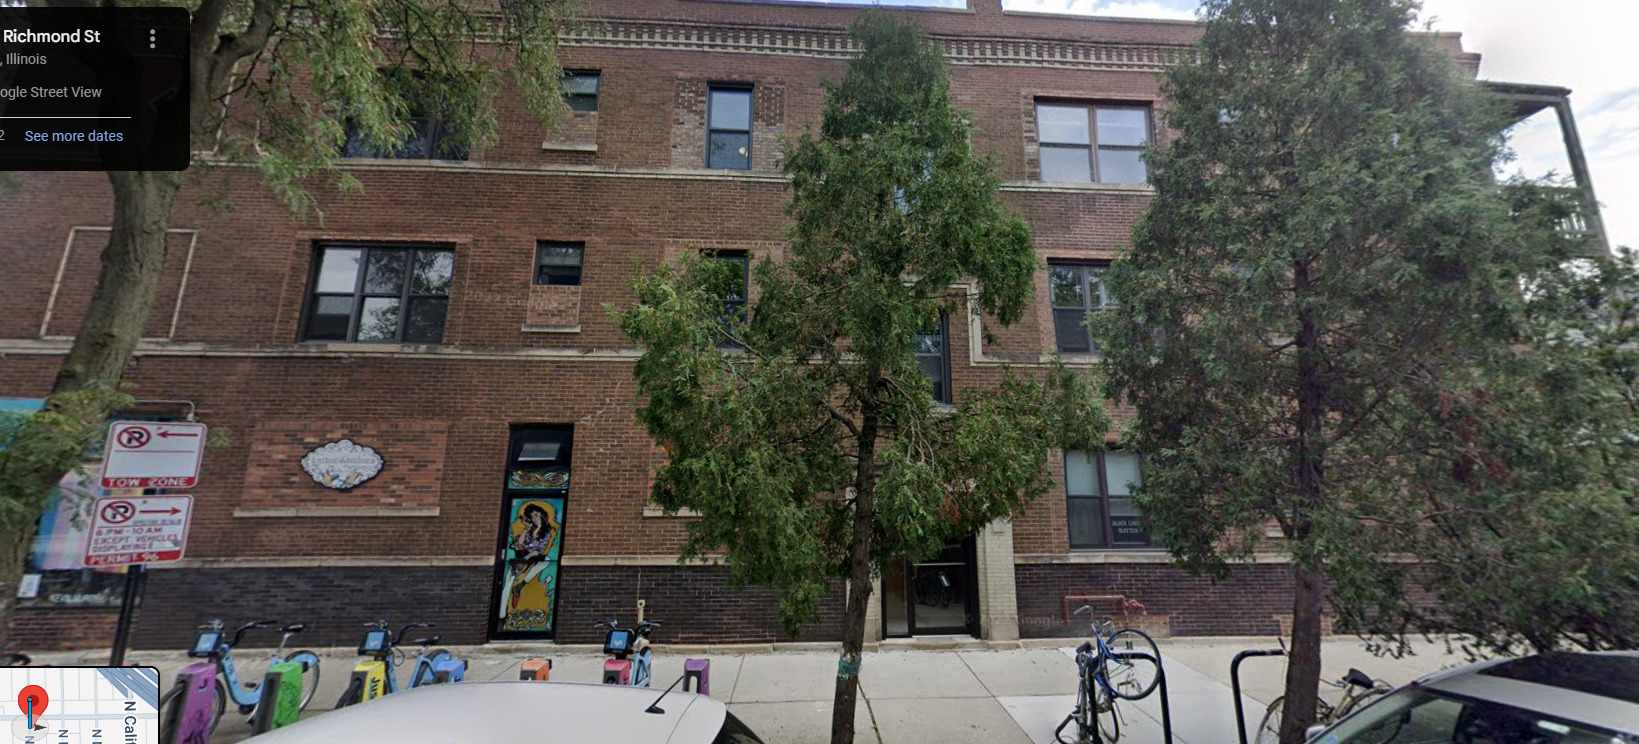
<box><xmin>252</xmin><ymin>681</ymin><xmax>728</xmax><ymax>744</ymax></box>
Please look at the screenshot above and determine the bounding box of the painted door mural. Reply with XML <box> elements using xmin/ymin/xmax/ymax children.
<box><xmin>489</xmin><ymin>426</ymin><xmax>572</xmax><ymax>639</ymax></box>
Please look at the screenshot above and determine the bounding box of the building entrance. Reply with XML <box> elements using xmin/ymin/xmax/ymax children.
<box><xmin>882</xmin><ymin>537</ymin><xmax>979</xmax><ymax>638</ymax></box>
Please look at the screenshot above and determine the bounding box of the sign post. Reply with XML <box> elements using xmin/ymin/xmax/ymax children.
<box><xmin>85</xmin><ymin>494</ymin><xmax>193</xmax><ymax>666</ymax></box>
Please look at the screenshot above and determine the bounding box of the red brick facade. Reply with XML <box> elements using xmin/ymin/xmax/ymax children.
<box><xmin>0</xmin><ymin>0</ymin><xmax>1488</xmax><ymax>649</ymax></box>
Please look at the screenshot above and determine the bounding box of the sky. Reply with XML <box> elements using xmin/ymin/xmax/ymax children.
<box><xmin>998</xmin><ymin>0</ymin><xmax>1639</xmax><ymax>251</ymax></box>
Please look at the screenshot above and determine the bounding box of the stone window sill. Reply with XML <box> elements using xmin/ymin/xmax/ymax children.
<box><xmin>642</xmin><ymin>505</ymin><xmax>702</xmax><ymax>518</ymax></box>
<box><xmin>521</xmin><ymin>324</ymin><xmax>582</xmax><ymax>334</ymax></box>
<box><xmin>542</xmin><ymin>141</ymin><xmax>597</xmax><ymax>152</ymax></box>
<box><xmin>234</xmin><ymin>506</ymin><xmax>440</xmax><ymax>518</ymax></box>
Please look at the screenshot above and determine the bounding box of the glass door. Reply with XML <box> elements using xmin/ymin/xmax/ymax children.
<box><xmin>488</xmin><ymin>426</ymin><xmax>572</xmax><ymax>640</ymax></box>
<box><xmin>882</xmin><ymin>537</ymin><xmax>979</xmax><ymax>638</ymax></box>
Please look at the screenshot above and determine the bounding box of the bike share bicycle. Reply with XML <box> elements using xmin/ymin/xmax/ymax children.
<box><xmin>597</xmin><ymin>616</ymin><xmax>663</xmax><ymax>687</ymax></box>
<box><xmin>1056</xmin><ymin>605</ymin><xmax>1163</xmax><ymax>744</ymax></box>
<box><xmin>335</xmin><ymin>620</ymin><xmax>467</xmax><ymax>707</ymax></box>
<box><xmin>1254</xmin><ymin>664</ymin><xmax>1391</xmax><ymax>744</ymax></box>
<box><xmin>158</xmin><ymin>620</ymin><xmax>321</xmax><ymax>737</ymax></box>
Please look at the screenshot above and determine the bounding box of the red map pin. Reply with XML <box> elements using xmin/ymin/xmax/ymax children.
<box><xmin>18</xmin><ymin>685</ymin><xmax>47</xmax><ymax>723</ymax></box>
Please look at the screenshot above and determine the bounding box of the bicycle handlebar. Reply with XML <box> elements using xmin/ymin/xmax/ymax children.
<box><xmin>395</xmin><ymin>622</ymin><xmax>435</xmax><ymax>645</ymax></box>
<box><xmin>230</xmin><ymin>619</ymin><xmax>280</xmax><ymax>647</ymax></box>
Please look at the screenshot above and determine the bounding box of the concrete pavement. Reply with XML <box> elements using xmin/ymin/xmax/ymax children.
<box><xmin>30</xmin><ymin>637</ymin><xmax>1474</xmax><ymax>743</ymax></box>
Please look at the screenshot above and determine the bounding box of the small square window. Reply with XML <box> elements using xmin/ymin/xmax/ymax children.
<box><xmin>562</xmin><ymin>71</ymin><xmax>600</xmax><ymax>112</ymax></box>
<box><xmin>535</xmin><ymin>242</ymin><xmax>585</xmax><ymax>286</ymax></box>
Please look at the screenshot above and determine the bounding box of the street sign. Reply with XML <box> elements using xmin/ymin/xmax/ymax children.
<box><xmin>83</xmin><ymin>495</ymin><xmax>193</xmax><ymax>567</ymax></box>
<box><xmin>101</xmin><ymin>421</ymin><xmax>207</xmax><ymax>489</ymax></box>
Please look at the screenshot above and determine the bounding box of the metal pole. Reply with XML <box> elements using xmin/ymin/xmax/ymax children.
<box><xmin>1110</xmin><ymin>650</ymin><xmax>1172</xmax><ymax>744</ymax></box>
<box><xmin>1231</xmin><ymin>648</ymin><xmax>1287</xmax><ymax>744</ymax></box>
<box><xmin>109</xmin><ymin>564</ymin><xmax>146</xmax><ymax>666</ymax></box>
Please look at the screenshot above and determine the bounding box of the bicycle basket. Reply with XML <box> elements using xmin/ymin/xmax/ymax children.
<box><xmin>358</xmin><ymin>629</ymin><xmax>390</xmax><ymax>656</ymax></box>
<box><xmin>603</xmin><ymin>628</ymin><xmax>636</xmax><ymax>656</ymax></box>
<box><xmin>188</xmin><ymin>631</ymin><xmax>223</xmax><ymax>658</ymax></box>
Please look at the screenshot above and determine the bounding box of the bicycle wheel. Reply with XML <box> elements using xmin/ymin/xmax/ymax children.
<box><xmin>210</xmin><ymin>678</ymin><xmax>227</xmax><ymax>734</ymax></box>
<box><xmin>420</xmin><ymin>650</ymin><xmax>453</xmax><ymax>686</ymax></box>
<box><xmin>287</xmin><ymin>650</ymin><xmax>322</xmax><ymax>710</ymax></box>
<box><xmin>1095</xmin><ymin>686</ymin><xmax>1121</xmax><ymax>742</ymax></box>
<box><xmin>1254</xmin><ymin>696</ymin><xmax>1283</xmax><ymax>744</ymax></box>
<box><xmin>1100</xmin><ymin>629</ymin><xmax>1162</xmax><ymax>700</ymax></box>
<box><xmin>335</xmin><ymin>677</ymin><xmax>364</xmax><ymax>709</ymax></box>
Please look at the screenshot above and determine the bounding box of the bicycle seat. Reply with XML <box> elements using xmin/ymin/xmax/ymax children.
<box><xmin>1344</xmin><ymin>668</ymin><xmax>1376</xmax><ymax>690</ymax></box>
<box><xmin>412</xmin><ymin>636</ymin><xmax>441</xmax><ymax>647</ymax></box>
<box><xmin>281</xmin><ymin>623</ymin><xmax>306</xmax><ymax>633</ymax></box>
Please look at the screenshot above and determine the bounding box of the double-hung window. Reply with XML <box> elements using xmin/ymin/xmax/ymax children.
<box><xmin>304</xmin><ymin>245</ymin><xmax>454</xmax><ymax>344</ymax></box>
<box><xmin>1050</xmin><ymin>263</ymin><xmax>1113</xmax><ymax>354</ymax></box>
<box><xmin>535</xmin><ymin>242</ymin><xmax>584</xmax><ymax>286</ymax></box>
<box><xmin>914</xmin><ymin>313</ymin><xmax>952</xmax><ymax>405</ymax></box>
<box><xmin>1066</xmin><ymin>450</ymin><xmax>1151</xmax><ymax>549</ymax></box>
<box><xmin>707</xmin><ymin>86</ymin><xmax>753</xmax><ymax>170</ymax></box>
<box><xmin>1036</xmin><ymin>103</ymin><xmax>1150</xmax><ymax>184</ymax></box>
<box><xmin>706</xmin><ymin>251</ymin><xmax>750</xmax><ymax>347</ymax></box>
<box><xmin>562</xmin><ymin>71</ymin><xmax>600</xmax><ymax>112</ymax></box>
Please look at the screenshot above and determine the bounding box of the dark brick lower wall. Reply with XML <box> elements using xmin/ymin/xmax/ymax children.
<box><xmin>1016</xmin><ymin>562</ymin><xmax>1295</xmax><ymax>638</ymax></box>
<box><xmin>553</xmin><ymin>564</ymin><xmax>844</xmax><ymax>644</ymax></box>
<box><xmin>7</xmin><ymin>563</ymin><xmax>845</xmax><ymax>650</ymax></box>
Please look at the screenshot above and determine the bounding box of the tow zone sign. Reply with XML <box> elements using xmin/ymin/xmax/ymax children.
<box><xmin>84</xmin><ymin>496</ymin><xmax>193</xmax><ymax>566</ymax></box>
<box><xmin>101</xmin><ymin>421</ymin><xmax>207</xmax><ymax>488</ymax></box>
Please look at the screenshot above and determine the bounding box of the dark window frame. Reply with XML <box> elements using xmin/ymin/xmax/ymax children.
<box><xmin>301</xmin><ymin>244</ymin><xmax>455</xmax><ymax>344</ymax></box>
<box><xmin>1050</xmin><ymin>262</ymin><xmax>1112</xmax><ymax>355</ymax></box>
<box><xmin>1066</xmin><ymin>449</ymin><xmax>1151</xmax><ymax>550</ymax></box>
<box><xmin>914</xmin><ymin>312</ymin><xmax>952</xmax><ymax>404</ymax></box>
<box><xmin>1035</xmin><ymin>101</ymin><xmax>1152</xmax><ymax>183</ymax></box>
<box><xmin>705</xmin><ymin>250</ymin><xmax>750</xmax><ymax>348</ymax></box>
<box><xmin>562</xmin><ymin>70</ymin><xmax>600</xmax><ymax>112</ymax></box>
<box><xmin>706</xmin><ymin>84</ymin><xmax>754</xmax><ymax>170</ymax></box>
<box><xmin>534</xmin><ymin>241</ymin><xmax>585</xmax><ymax>287</ymax></box>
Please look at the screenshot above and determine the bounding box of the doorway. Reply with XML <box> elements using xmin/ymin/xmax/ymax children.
<box><xmin>882</xmin><ymin>537</ymin><xmax>979</xmax><ymax>638</ymax></box>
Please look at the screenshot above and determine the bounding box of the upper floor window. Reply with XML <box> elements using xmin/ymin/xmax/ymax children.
<box><xmin>1050</xmin><ymin>263</ymin><xmax>1113</xmax><ymax>354</ymax></box>
<box><xmin>535</xmin><ymin>242</ymin><xmax>584</xmax><ymax>286</ymax></box>
<box><xmin>914</xmin><ymin>313</ymin><xmax>952</xmax><ymax>404</ymax></box>
<box><xmin>1066</xmin><ymin>450</ymin><xmax>1150</xmax><ymax>550</ymax></box>
<box><xmin>342</xmin><ymin>111</ymin><xmax>468</xmax><ymax>160</ymax></box>
<box><xmin>562</xmin><ymin>71</ymin><xmax>600</xmax><ymax>112</ymax></box>
<box><xmin>1036</xmin><ymin>103</ymin><xmax>1150</xmax><ymax>184</ymax></box>
<box><xmin>707</xmin><ymin>86</ymin><xmax>753</xmax><ymax>170</ymax></box>
<box><xmin>304</xmin><ymin>245</ymin><xmax>453</xmax><ymax>344</ymax></box>
<box><xmin>705</xmin><ymin>251</ymin><xmax>750</xmax><ymax>347</ymax></box>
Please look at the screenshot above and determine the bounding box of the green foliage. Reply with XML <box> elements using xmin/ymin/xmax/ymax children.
<box><xmin>1094</xmin><ymin>0</ymin><xmax>1600</xmax><ymax>654</ymax></box>
<box><xmin>196</xmin><ymin>0</ymin><xmax>572</xmax><ymax>218</ymax></box>
<box><xmin>614</xmin><ymin>13</ymin><xmax>1109</xmax><ymax>635</ymax></box>
<box><xmin>0</xmin><ymin>387</ymin><xmax>134</xmax><ymax>529</ymax></box>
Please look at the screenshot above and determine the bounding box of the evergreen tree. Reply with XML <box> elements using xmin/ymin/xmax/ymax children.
<box><xmin>615</xmin><ymin>14</ymin><xmax>1108</xmax><ymax>744</ymax></box>
<box><xmin>1093</xmin><ymin>1</ymin><xmax>1585</xmax><ymax>740</ymax></box>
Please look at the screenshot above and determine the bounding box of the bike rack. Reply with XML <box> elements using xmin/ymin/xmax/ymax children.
<box><xmin>1059</xmin><ymin>650</ymin><xmax>1174</xmax><ymax>744</ymax></box>
<box><xmin>1231</xmin><ymin>647</ymin><xmax>1287</xmax><ymax>744</ymax></box>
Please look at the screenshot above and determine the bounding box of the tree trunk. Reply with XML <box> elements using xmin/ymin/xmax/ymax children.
<box><xmin>1279</xmin><ymin>563</ymin><xmax>1326</xmax><ymax>744</ymax></box>
<box><xmin>831</xmin><ymin>370</ymin><xmax>882</xmax><ymax>744</ymax></box>
<box><xmin>1280</xmin><ymin>258</ymin><xmax>1327</xmax><ymax>744</ymax></box>
<box><xmin>0</xmin><ymin>169</ymin><xmax>182</xmax><ymax>648</ymax></box>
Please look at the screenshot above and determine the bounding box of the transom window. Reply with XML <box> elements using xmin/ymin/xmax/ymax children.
<box><xmin>1050</xmin><ymin>263</ymin><xmax>1113</xmax><ymax>354</ymax></box>
<box><xmin>914</xmin><ymin>313</ymin><xmax>952</xmax><ymax>405</ymax></box>
<box><xmin>1036</xmin><ymin>103</ymin><xmax>1150</xmax><ymax>184</ymax></box>
<box><xmin>304</xmin><ymin>245</ymin><xmax>454</xmax><ymax>344</ymax></box>
<box><xmin>1066</xmin><ymin>450</ymin><xmax>1150</xmax><ymax>550</ymax></box>
<box><xmin>535</xmin><ymin>242</ymin><xmax>584</xmax><ymax>286</ymax></box>
<box><xmin>562</xmin><ymin>71</ymin><xmax>600</xmax><ymax>112</ymax></box>
<box><xmin>707</xmin><ymin>86</ymin><xmax>753</xmax><ymax>170</ymax></box>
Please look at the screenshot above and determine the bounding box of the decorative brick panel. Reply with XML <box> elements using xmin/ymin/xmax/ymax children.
<box><xmin>672</xmin><ymin>79</ymin><xmax>786</xmax><ymax>172</ymax></box>
<box><xmin>242</xmin><ymin>421</ymin><xmax>449</xmax><ymax>509</ymax></box>
<box><xmin>526</xmin><ymin>285</ymin><xmax>582</xmax><ymax>328</ymax></box>
<box><xmin>543</xmin><ymin>110</ymin><xmax>598</xmax><ymax>151</ymax></box>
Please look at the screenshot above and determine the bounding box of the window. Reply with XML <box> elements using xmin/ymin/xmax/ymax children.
<box><xmin>914</xmin><ymin>313</ymin><xmax>952</xmax><ymax>404</ymax></box>
<box><xmin>304</xmin><ymin>245</ymin><xmax>454</xmax><ymax>344</ymax></box>
<box><xmin>562</xmin><ymin>71</ymin><xmax>600</xmax><ymax>112</ymax></box>
<box><xmin>705</xmin><ymin>251</ymin><xmax>749</xmax><ymax>347</ymax></box>
<box><xmin>1050</xmin><ymin>263</ymin><xmax>1113</xmax><ymax>354</ymax></box>
<box><xmin>342</xmin><ymin>115</ymin><xmax>467</xmax><ymax>160</ymax></box>
<box><xmin>535</xmin><ymin>242</ymin><xmax>584</xmax><ymax>286</ymax></box>
<box><xmin>1066</xmin><ymin>450</ymin><xmax>1150</xmax><ymax>549</ymax></box>
<box><xmin>707</xmin><ymin>86</ymin><xmax>753</xmax><ymax>170</ymax></box>
<box><xmin>1036</xmin><ymin>103</ymin><xmax>1150</xmax><ymax>183</ymax></box>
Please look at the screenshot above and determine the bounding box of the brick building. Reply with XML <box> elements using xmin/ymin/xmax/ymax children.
<box><xmin>0</xmin><ymin>0</ymin><xmax>1604</xmax><ymax>650</ymax></box>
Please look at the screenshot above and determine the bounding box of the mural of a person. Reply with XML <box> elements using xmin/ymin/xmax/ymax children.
<box><xmin>505</xmin><ymin>501</ymin><xmax>561</xmax><ymax>617</ymax></box>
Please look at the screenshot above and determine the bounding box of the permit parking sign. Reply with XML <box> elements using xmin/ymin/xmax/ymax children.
<box><xmin>84</xmin><ymin>495</ymin><xmax>192</xmax><ymax>566</ymax></box>
<box><xmin>101</xmin><ymin>421</ymin><xmax>207</xmax><ymax>488</ymax></box>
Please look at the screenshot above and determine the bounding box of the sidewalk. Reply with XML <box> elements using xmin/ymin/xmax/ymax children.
<box><xmin>31</xmin><ymin>637</ymin><xmax>1470</xmax><ymax>743</ymax></box>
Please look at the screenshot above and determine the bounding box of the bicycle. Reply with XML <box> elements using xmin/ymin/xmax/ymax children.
<box><xmin>915</xmin><ymin>569</ymin><xmax>953</xmax><ymax>608</ymax></box>
<box><xmin>158</xmin><ymin>619</ymin><xmax>321</xmax><ymax>736</ymax></box>
<box><xmin>1254</xmin><ymin>667</ymin><xmax>1392</xmax><ymax>744</ymax></box>
<box><xmin>1055</xmin><ymin>605</ymin><xmax>1163</xmax><ymax>744</ymax></box>
<box><xmin>597</xmin><ymin>616</ymin><xmax>663</xmax><ymax>687</ymax></box>
<box><xmin>334</xmin><ymin>621</ymin><xmax>467</xmax><ymax>707</ymax></box>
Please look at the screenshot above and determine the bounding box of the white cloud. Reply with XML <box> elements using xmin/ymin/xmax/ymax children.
<box><xmin>1002</xmin><ymin>0</ymin><xmax>1197</xmax><ymax>20</ymax></box>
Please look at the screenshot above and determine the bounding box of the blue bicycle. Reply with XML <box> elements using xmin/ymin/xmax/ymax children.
<box><xmin>179</xmin><ymin>619</ymin><xmax>321</xmax><ymax>729</ymax></box>
<box><xmin>335</xmin><ymin>621</ymin><xmax>467</xmax><ymax>707</ymax></box>
<box><xmin>1055</xmin><ymin>606</ymin><xmax>1162</xmax><ymax>743</ymax></box>
<box><xmin>597</xmin><ymin>617</ymin><xmax>662</xmax><ymax>687</ymax></box>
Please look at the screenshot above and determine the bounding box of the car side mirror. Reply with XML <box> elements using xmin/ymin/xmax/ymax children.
<box><xmin>1305</xmin><ymin>723</ymin><xmax>1327</xmax><ymax>741</ymax></box>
